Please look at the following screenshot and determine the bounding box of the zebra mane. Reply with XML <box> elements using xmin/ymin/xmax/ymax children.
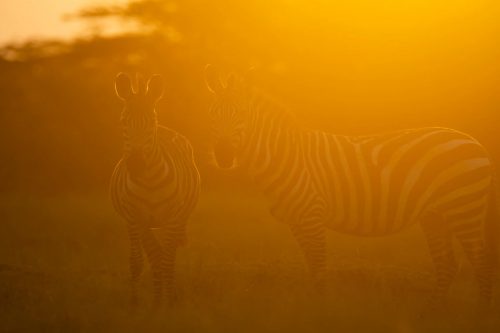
<box><xmin>247</xmin><ymin>85</ymin><xmax>300</xmax><ymax>130</ymax></box>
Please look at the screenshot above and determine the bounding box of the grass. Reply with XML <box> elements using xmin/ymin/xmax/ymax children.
<box><xmin>0</xmin><ymin>190</ymin><xmax>499</xmax><ymax>332</ymax></box>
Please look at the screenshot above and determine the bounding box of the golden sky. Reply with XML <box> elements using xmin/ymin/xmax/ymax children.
<box><xmin>0</xmin><ymin>0</ymin><xmax>126</xmax><ymax>43</ymax></box>
<box><xmin>1</xmin><ymin>0</ymin><xmax>499</xmax><ymax>130</ymax></box>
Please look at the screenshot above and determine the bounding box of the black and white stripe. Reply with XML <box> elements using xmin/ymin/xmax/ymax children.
<box><xmin>110</xmin><ymin>73</ymin><xmax>200</xmax><ymax>306</ymax></box>
<box><xmin>205</xmin><ymin>66</ymin><xmax>498</xmax><ymax>309</ymax></box>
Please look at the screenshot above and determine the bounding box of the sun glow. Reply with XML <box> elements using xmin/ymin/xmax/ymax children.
<box><xmin>0</xmin><ymin>1</ymin><xmax>128</xmax><ymax>43</ymax></box>
<box><xmin>2</xmin><ymin>1</ymin><xmax>500</xmax><ymax>331</ymax></box>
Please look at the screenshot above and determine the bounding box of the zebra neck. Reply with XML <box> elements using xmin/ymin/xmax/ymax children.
<box><xmin>124</xmin><ymin>132</ymin><xmax>170</xmax><ymax>181</ymax></box>
<box><xmin>239</xmin><ymin>97</ymin><xmax>302</xmax><ymax>187</ymax></box>
<box><xmin>142</xmin><ymin>138</ymin><xmax>162</xmax><ymax>165</ymax></box>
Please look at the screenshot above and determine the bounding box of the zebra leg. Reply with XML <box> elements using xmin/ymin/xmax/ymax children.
<box><xmin>156</xmin><ymin>227</ymin><xmax>180</xmax><ymax>306</ymax></box>
<box><xmin>139</xmin><ymin>226</ymin><xmax>164</xmax><ymax>308</ymax></box>
<box><xmin>420</xmin><ymin>212</ymin><xmax>458</xmax><ymax>310</ymax></box>
<box><xmin>127</xmin><ymin>222</ymin><xmax>144</xmax><ymax>307</ymax></box>
<box><xmin>290</xmin><ymin>220</ymin><xmax>327</xmax><ymax>293</ymax></box>
<box><xmin>453</xmin><ymin>218</ymin><xmax>494</xmax><ymax>310</ymax></box>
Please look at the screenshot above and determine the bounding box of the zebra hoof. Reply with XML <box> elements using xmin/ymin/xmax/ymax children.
<box><xmin>127</xmin><ymin>297</ymin><xmax>141</xmax><ymax>315</ymax></box>
<box><xmin>165</xmin><ymin>290</ymin><xmax>180</xmax><ymax>308</ymax></box>
<box><xmin>151</xmin><ymin>297</ymin><xmax>163</xmax><ymax>312</ymax></box>
<box><xmin>475</xmin><ymin>301</ymin><xmax>494</xmax><ymax>321</ymax></box>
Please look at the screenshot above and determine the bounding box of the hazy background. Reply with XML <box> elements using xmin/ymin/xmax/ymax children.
<box><xmin>1</xmin><ymin>0</ymin><xmax>500</xmax><ymax>194</ymax></box>
<box><xmin>1</xmin><ymin>1</ymin><xmax>499</xmax><ymax>332</ymax></box>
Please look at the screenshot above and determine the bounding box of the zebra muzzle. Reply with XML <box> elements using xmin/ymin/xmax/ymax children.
<box><xmin>214</xmin><ymin>139</ymin><xmax>236</xmax><ymax>169</ymax></box>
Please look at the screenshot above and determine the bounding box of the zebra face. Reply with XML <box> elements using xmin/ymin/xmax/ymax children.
<box><xmin>208</xmin><ymin>95</ymin><xmax>248</xmax><ymax>169</ymax></box>
<box><xmin>120</xmin><ymin>98</ymin><xmax>158</xmax><ymax>150</ymax></box>
<box><xmin>115</xmin><ymin>73</ymin><xmax>164</xmax><ymax>155</ymax></box>
<box><xmin>205</xmin><ymin>66</ymin><xmax>248</xmax><ymax>169</ymax></box>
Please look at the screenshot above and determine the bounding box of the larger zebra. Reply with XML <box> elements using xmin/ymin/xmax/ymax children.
<box><xmin>110</xmin><ymin>73</ymin><xmax>200</xmax><ymax>306</ymax></box>
<box><xmin>204</xmin><ymin>65</ymin><xmax>498</xmax><ymax>309</ymax></box>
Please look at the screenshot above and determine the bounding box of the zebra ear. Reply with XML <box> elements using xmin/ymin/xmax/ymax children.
<box><xmin>147</xmin><ymin>74</ymin><xmax>164</xmax><ymax>102</ymax></box>
<box><xmin>115</xmin><ymin>72</ymin><xmax>133</xmax><ymax>100</ymax></box>
<box><xmin>204</xmin><ymin>64</ymin><xmax>223</xmax><ymax>94</ymax></box>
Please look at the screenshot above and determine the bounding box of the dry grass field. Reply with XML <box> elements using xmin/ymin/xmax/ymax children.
<box><xmin>1</xmin><ymin>190</ymin><xmax>499</xmax><ymax>333</ymax></box>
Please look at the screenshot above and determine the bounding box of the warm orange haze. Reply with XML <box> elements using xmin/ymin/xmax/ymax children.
<box><xmin>1</xmin><ymin>0</ymin><xmax>500</xmax><ymax>332</ymax></box>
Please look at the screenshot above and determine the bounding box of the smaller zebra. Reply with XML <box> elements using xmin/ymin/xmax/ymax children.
<box><xmin>110</xmin><ymin>73</ymin><xmax>200</xmax><ymax>307</ymax></box>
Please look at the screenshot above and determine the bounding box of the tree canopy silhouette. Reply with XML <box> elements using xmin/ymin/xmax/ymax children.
<box><xmin>1</xmin><ymin>0</ymin><xmax>499</xmax><ymax>194</ymax></box>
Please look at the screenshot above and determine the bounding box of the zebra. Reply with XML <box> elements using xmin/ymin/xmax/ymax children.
<box><xmin>110</xmin><ymin>73</ymin><xmax>200</xmax><ymax>306</ymax></box>
<box><xmin>204</xmin><ymin>65</ymin><xmax>498</xmax><ymax>310</ymax></box>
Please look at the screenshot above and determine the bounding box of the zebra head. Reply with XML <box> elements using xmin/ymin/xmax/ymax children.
<box><xmin>204</xmin><ymin>65</ymin><xmax>250</xmax><ymax>169</ymax></box>
<box><xmin>115</xmin><ymin>73</ymin><xmax>164</xmax><ymax>176</ymax></box>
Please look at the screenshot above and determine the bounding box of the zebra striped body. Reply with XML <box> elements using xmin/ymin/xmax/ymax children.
<box><xmin>111</xmin><ymin>73</ymin><xmax>200</xmax><ymax>306</ymax></box>
<box><xmin>111</xmin><ymin>126</ymin><xmax>200</xmax><ymax>233</ymax></box>
<box><xmin>244</xmin><ymin>125</ymin><xmax>493</xmax><ymax>236</ymax></box>
<box><xmin>205</xmin><ymin>66</ymin><xmax>498</xmax><ymax>309</ymax></box>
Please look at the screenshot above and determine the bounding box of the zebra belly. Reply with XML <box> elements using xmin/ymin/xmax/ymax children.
<box><xmin>325</xmin><ymin>214</ymin><xmax>415</xmax><ymax>236</ymax></box>
<box><xmin>118</xmin><ymin>189</ymin><xmax>188</xmax><ymax>227</ymax></box>
<box><xmin>112</xmin><ymin>168</ymin><xmax>197</xmax><ymax>228</ymax></box>
<box><xmin>268</xmin><ymin>195</ymin><xmax>417</xmax><ymax>235</ymax></box>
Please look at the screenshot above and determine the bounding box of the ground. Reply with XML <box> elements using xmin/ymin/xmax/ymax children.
<box><xmin>0</xmin><ymin>190</ymin><xmax>499</xmax><ymax>332</ymax></box>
